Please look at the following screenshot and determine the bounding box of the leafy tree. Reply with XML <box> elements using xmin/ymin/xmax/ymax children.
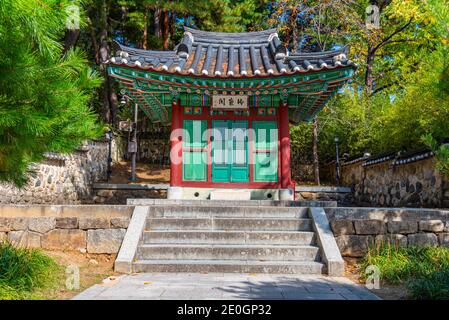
<box><xmin>0</xmin><ymin>0</ymin><xmax>103</xmax><ymax>186</ymax></box>
<box><xmin>422</xmin><ymin>134</ymin><xmax>449</xmax><ymax>178</ymax></box>
<box><xmin>283</xmin><ymin>0</ymin><xmax>449</xmax><ymax>174</ymax></box>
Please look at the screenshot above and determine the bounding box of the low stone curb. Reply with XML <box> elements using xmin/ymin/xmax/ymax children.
<box><xmin>309</xmin><ymin>207</ymin><xmax>344</xmax><ymax>276</ymax></box>
<box><xmin>114</xmin><ymin>206</ymin><xmax>149</xmax><ymax>273</ymax></box>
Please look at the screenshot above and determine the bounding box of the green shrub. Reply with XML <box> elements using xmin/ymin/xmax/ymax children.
<box><xmin>0</xmin><ymin>240</ymin><xmax>61</xmax><ymax>300</ymax></box>
<box><xmin>408</xmin><ymin>270</ymin><xmax>449</xmax><ymax>300</ymax></box>
<box><xmin>361</xmin><ymin>244</ymin><xmax>449</xmax><ymax>299</ymax></box>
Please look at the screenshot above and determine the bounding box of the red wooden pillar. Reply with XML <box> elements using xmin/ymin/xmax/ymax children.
<box><xmin>170</xmin><ymin>100</ymin><xmax>182</xmax><ymax>187</ymax></box>
<box><xmin>279</xmin><ymin>101</ymin><xmax>292</xmax><ymax>189</ymax></box>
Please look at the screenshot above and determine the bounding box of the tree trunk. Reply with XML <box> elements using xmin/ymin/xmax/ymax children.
<box><xmin>87</xmin><ymin>16</ymin><xmax>100</xmax><ymax>64</ymax></box>
<box><xmin>169</xmin><ymin>12</ymin><xmax>175</xmax><ymax>39</ymax></box>
<box><xmin>154</xmin><ymin>8</ymin><xmax>162</xmax><ymax>38</ymax></box>
<box><xmin>365</xmin><ymin>47</ymin><xmax>375</xmax><ymax>94</ymax></box>
<box><xmin>312</xmin><ymin>116</ymin><xmax>320</xmax><ymax>185</ymax></box>
<box><xmin>62</xmin><ymin>29</ymin><xmax>80</xmax><ymax>55</ymax></box>
<box><xmin>292</xmin><ymin>26</ymin><xmax>299</xmax><ymax>52</ymax></box>
<box><xmin>109</xmin><ymin>86</ymin><xmax>118</xmax><ymax>127</ymax></box>
<box><xmin>162</xmin><ymin>10</ymin><xmax>170</xmax><ymax>50</ymax></box>
<box><xmin>98</xmin><ymin>0</ymin><xmax>112</xmax><ymax>124</ymax></box>
<box><xmin>143</xmin><ymin>8</ymin><xmax>149</xmax><ymax>49</ymax></box>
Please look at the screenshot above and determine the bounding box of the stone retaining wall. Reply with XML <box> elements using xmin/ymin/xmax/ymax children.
<box><xmin>326</xmin><ymin>207</ymin><xmax>449</xmax><ymax>257</ymax></box>
<box><xmin>0</xmin><ymin>205</ymin><xmax>133</xmax><ymax>254</ymax></box>
<box><xmin>297</xmin><ymin>190</ymin><xmax>353</xmax><ymax>206</ymax></box>
<box><xmin>93</xmin><ymin>187</ymin><xmax>167</xmax><ymax>204</ymax></box>
<box><xmin>3</xmin><ymin>204</ymin><xmax>449</xmax><ymax>258</ymax></box>
<box><xmin>0</xmin><ymin>141</ymin><xmax>110</xmax><ymax>204</ymax></box>
<box><xmin>323</xmin><ymin>157</ymin><xmax>449</xmax><ymax>208</ymax></box>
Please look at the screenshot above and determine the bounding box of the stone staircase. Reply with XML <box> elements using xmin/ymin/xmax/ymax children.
<box><xmin>116</xmin><ymin>200</ymin><xmax>344</xmax><ymax>276</ymax></box>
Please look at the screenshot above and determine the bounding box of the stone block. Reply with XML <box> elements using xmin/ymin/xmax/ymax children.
<box><xmin>8</xmin><ymin>231</ymin><xmax>41</xmax><ymax>248</ymax></box>
<box><xmin>55</xmin><ymin>217</ymin><xmax>78</xmax><ymax>229</ymax></box>
<box><xmin>335</xmin><ymin>235</ymin><xmax>373</xmax><ymax>257</ymax></box>
<box><xmin>387</xmin><ymin>221</ymin><xmax>418</xmax><ymax>234</ymax></box>
<box><xmin>375</xmin><ymin>234</ymin><xmax>407</xmax><ymax>247</ymax></box>
<box><xmin>353</xmin><ymin>220</ymin><xmax>386</xmax><ymax>235</ymax></box>
<box><xmin>408</xmin><ymin>233</ymin><xmax>438</xmax><ymax>247</ymax></box>
<box><xmin>87</xmin><ymin>229</ymin><xmax>126</xmax><ymax>254</ymax></box>
<box><xmin>29</xmin><ymin>217</ymin><xmax>56</xmax><ymax>234</ymax></box>
<box><xmin>210</xmin><ymin>190</ymin><xmax>251</xmax><ymax>200</ymax></box>
<box><xmin>419</xmin><ymin>220</ymin><xmax>444</xmax><ymax>232</ymax></box>
<box><xmin>0</xmin><ymin>217</ymin><xmax>11</xmax><ymax>232</ymax></box>
<box><xmin>79</xmin><ymin>218</ymin><xmax>110</xmax><ymax>229</ymax></box>
<box><xmin>445</xmin><ymin>222</ymin><xmax>449</xmax><ymax>233</ymax></box>
<box><xmin>96</xmin><ymin>190</ymin><xmax>114</xmax><ymax>198</ymax></box>
<box><xmin>41</xmin><ymin>229</ymin><xmax>86</xmax><ymax>251</ymax></box>
<box><xmin>330</xmin><ymin>220</ymin><xmax>355</xmax><ymax>235</ymax></box>
<box><xmin>0</xmin><ymin>232</ymin><xmax>7</xmax><ymax>241</ymax></box>
<box><xmin>93</xmin><ymin>196</ymin><xmax>106</xmax><ymax>204</ymax></box>
<box><xmin>11</xmin><ymin>218</ymin><xmax>29</xmax><ymax>231</ymax></box>
<box><xmin>439</xmin><ymin>233</ymin><xmax>449</xmax><ymax>247</ymax></box>
<box><xmin>110</xmin><ymin>217</ymin><xmax>130</xmax><ymax>229</ymax></box>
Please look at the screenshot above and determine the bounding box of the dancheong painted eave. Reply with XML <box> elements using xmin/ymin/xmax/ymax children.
<box><xmin>106</xmin><ymin>27</ymin><xmax>357</xmax><ymax>125</ymax></box>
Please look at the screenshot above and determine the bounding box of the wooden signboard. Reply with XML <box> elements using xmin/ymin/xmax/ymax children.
<box><xmin>212</xmin><ymin>95</ymin><xmax>249</xmax><ymax>110</ymax></box>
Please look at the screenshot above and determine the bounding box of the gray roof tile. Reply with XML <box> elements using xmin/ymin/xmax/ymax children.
<box><xmin>110</xmin><ymin>27</ymin><xmax>356</xmax><ymax>77</ymax></box>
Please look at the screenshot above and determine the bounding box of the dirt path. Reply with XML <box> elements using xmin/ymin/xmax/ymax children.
<box><xmin>344</xmin><ymin>258</ymin><xmax>408</xmax><ymax>300</ymax></box>
<box><xmin>40</xmin><ymin>251</ymin><xmax>117</xmax><ymax>300</ymax></box>
<box><xmin>102</xmin><ymin>162</ymin><xmax>170</xmax><ymax>185</ymax></box>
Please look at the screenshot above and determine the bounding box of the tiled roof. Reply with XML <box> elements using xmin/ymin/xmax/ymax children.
<box><xmin>109</xmin><ymin>27</ymin><xmax>356</xmax><ymax>77</ymax></box>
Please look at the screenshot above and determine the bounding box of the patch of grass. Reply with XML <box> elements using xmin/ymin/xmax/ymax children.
<box><xmin>408</xmin><ymin>270</ymin><xmax>449</xmax><ymax>300</ymax></box>
<box><xmin>0</xmin><ymin>240</ymin><xmax>61</xmax><ymax>300</ymax></box>
<box><xmin>360</xmin><ymin>244</ymin><xmax>449</xmax><ymax>299</ymax></box>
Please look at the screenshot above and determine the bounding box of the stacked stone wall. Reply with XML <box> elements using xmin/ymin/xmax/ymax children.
<box><xmin>0</xmin><ymin>205</ymin><xmax>133</xmax><ymax>254</ymax></box>
<box><xmin>0</xmin><ymin>140</ymin><xmax>110</xmax><ymax>204</ymax></box>
<box><xmin>323</xmin><ymin>157</ymin><xmax>449</xmax><ymax>208</ymax></box>
<box><xmin>326</xmin><ymin>207</ymin><xmax>449</xmax><ymax>257</ymax></box>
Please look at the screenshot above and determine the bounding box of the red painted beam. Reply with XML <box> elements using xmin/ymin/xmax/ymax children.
<box><xmin>170</xmin><ymin>100</ymin><xmax>183</xmax><ymax>187</ymax></box>
<box><xmin>279</xmin><ymin>101</ymin><xmax>292</xmax><ymax>189</ymax></box>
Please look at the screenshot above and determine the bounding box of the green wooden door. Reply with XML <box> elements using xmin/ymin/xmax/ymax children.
<box><xmin>212</xmin><ymin>120</ymin><xmax>249</xmax><ymax>183</ymax></box>
<box><xmin>182</xmin><ymin>120</ymin><xmax>207</xmax><ymax>181</ymax></box>
<box><xmin>253</xmin><ymin>121</ymin><xmax>278</xmax><ymax>182</ymax></box>
<box><xmin>230</xmin><ymin>121</ymin><xmax>249</xmax><ymax>182</ymax></box>
<box><xmin>211</xmin><ymin>120</ymin><xmax>229</xmax><ymax>182</ymax></box>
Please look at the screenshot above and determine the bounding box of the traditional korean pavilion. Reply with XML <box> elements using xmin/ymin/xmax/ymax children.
<box><xmin>107</xmin><ymin>27</ymin><xmax>356</xmax><ymax>200</ymax></box>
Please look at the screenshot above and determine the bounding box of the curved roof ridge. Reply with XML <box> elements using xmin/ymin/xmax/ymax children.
<box><xmin>288</xmin><ymin>46</ymin><xmax>348</xmax><ymax>59</ymax></box>
<box><xmin>183</xmin><ymin>26</ymin><xmax>277</xmax><ymax>39</ymax></box>
<box><xmin>109</xmin><ymin>31</ymin><xmax>356</xmax><ymax>77</ymax></box>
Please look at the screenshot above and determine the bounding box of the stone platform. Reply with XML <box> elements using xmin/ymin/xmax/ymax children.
<box><xmin>73</xmin><ymin>273</ymin><xmax>380</xmax><ymax>300</ymax></box>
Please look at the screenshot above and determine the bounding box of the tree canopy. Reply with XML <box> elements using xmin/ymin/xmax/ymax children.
<box><xmin>0</xmin><ymin>0</ymin><xmax>102</xmax><ymax>186</ymax></box>
<box><xmin>1</xmin><ymin>0</ymin><xmax>448</xmax><ymax>185</ymax></box>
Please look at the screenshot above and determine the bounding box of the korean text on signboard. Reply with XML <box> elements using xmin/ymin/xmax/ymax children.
<box><xmin>212</xmin><ymin>95</ymin><xmax>249</xmax><ymax>110</ymax></box>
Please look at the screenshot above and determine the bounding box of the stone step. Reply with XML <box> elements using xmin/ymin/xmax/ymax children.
<box><xmin>146</xmin><ymin>218</ymin><xmax>313</xmax><ymax>231</ymax></box>
<box><xmin>143</xmin><ymin>230</ymin><xmax>316</xmax><ymax>246</ymax></box>
<box><xmin>136</xmin><ymin>244</ymin><xmax>320</xmax><ymax>261</ymax></box>
<box><xmin>133</xmin><ymin>259</ymin><xmax>325</xmax><ymax>274</ymax></box>
<box><xmin>128</xmin><ymin>199</ymin><xmax>337</xmax><ymax>208</ymax></box>
<box><xmin>148</xmin><ymin>206</ymin><xmax>309</xmax><ymax>218</ymax></box>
